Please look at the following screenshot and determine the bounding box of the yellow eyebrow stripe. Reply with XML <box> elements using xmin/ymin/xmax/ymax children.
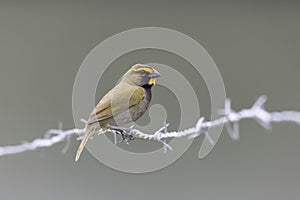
<box><xmin>133</xmin><ymin>67</ymin><xmax>154</xmax><ymax>73</ymax></box>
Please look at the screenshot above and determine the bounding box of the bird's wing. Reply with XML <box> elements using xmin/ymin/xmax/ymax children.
<box><xmin>87</xmin><ymin>85</ymin><xmax>145</xmax><ymax>125</ymax></box>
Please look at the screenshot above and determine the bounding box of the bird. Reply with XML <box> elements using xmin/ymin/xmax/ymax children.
<box><xmin>75</xmin><ymin>64</ymin><xmax>160</xmax><ymax>161</ymax></box>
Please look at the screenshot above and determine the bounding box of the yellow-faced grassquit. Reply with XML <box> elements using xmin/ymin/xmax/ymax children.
<box><xmin>75</xmin><ymin>64</ymin><xmax>160</xmax><ymax>161</ymax></box>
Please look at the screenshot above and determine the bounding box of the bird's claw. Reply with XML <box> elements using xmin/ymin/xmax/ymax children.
<box><xmin>108</xmin><ymin>125</ymin><xmax>135</xmax><ymax>144</ymax></box>
<box><xmin>119</xmin><ymin>133</ymin><xmax>135</xmax><ymax>144</ymax></box>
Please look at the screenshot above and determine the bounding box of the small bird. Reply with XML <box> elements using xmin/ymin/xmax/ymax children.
<box><xmin>75</xmin><ymin>64</ymin><xmax>160</xmax><ymax>161</ymax></box>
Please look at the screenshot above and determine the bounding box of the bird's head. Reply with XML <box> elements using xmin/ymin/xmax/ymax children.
<box><xmin>122</xmin><ymin>64</ymin><xmax>161</xmax><ymax>88</ymax></box>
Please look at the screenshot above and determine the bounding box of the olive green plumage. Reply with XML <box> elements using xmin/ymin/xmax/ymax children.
<box><xmin>75</xmin><ymin>64</ymin><xmax>160</xmax><ymax>161</ymax></box>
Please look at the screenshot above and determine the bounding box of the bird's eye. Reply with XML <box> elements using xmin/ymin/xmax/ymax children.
<box><xmin>140</xmin><ymin>70</ymin><xmax>146</xmax><ymax>74</ymax></box>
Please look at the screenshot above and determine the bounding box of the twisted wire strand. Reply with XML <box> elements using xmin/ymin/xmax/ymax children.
<box><xmin>1</xmin><ymin>95</ymin><xmax>300</xmax><ymax>157</ymax></box>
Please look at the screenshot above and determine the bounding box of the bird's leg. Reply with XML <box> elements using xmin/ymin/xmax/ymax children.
<box><xmin>107</xmin><ymin>125</ymin><xmax>135</xmax><ymax>143</ymax></box>
<box><xmin>108</xmin><ymin>125</ymin><xmax>130</xmax><ymax>133</ymax></box>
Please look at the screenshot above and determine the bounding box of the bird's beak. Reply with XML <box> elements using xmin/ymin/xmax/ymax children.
<box><xmin>148</xmin><ymin>68</ymin><xmax>161</xmax><ymax>78</ymax></box>
<box><xmin>148</xmin><ymin>68</ymin><xmax>160</xmax><ymax>86</ymax></box>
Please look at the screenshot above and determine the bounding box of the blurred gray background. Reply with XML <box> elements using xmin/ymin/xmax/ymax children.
<box><xmin>0</xmin><ymin>1</ymin><xmax>300</xmax><ymax>199</ymax></box>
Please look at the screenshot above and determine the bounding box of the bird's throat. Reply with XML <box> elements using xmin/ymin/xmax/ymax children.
<box><xmin>148</xmin><ymin>78</ymin><xmax>156</xmax><ymax>86</ymax></box>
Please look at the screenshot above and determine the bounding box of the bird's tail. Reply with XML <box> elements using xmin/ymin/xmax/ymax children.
<box><xmin>75</xmin><ymin>125</ymin><xmax>95</xmax><ymax>161</ymax></box>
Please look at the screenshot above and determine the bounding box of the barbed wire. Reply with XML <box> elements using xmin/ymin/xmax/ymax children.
<box><xmin>1</xmin><ymin>95</ymin><xmax>300</xmax><ymax>157</ymax></box>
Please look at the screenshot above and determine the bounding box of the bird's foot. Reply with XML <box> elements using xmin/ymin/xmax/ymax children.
<box><xmin>119</xmin><ymin>133</ymin><xmax>135</xmax><ymax>144</ymax></box>
<box><xmin>108</xmin><ymin>125</ymin><xmax>135</xmax><ymax>144</ymax></box>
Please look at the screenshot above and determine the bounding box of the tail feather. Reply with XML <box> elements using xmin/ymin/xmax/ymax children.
<box><xmin>75</xmin><ymin>126</ymin><xmax>95</xmax><ymax>161</ymax></box>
